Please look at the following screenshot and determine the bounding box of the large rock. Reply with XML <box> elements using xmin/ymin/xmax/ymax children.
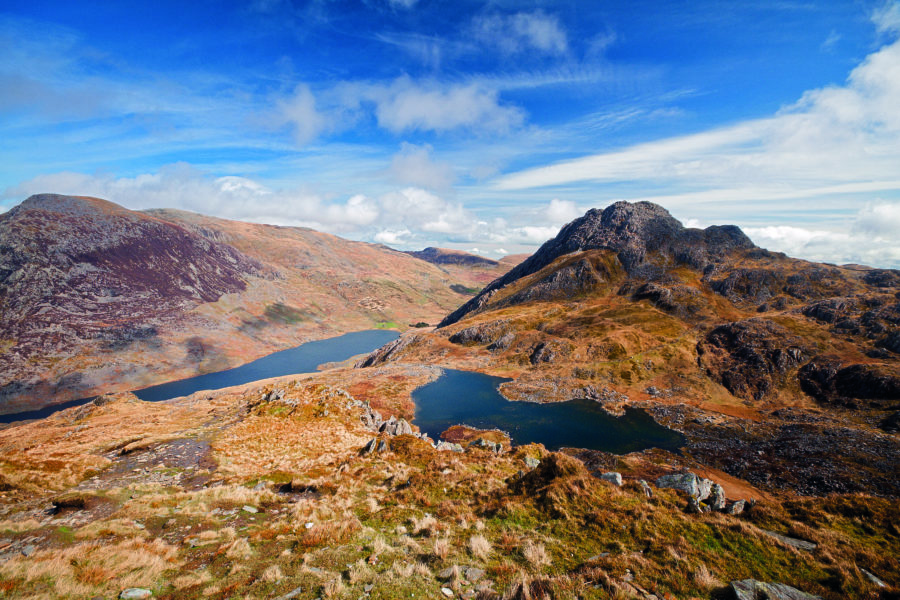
<box><xmin>729</xmin><ymin>579</ymin><xmax>821</xmax><ymax>600</ymax></box>
<box><xmin>655</xmin><ymin>472</ymin><xmax>715</xmax><ymax>501</ymax></box>
<box><xmin>600</xmin><ymin>472</ymin><xmax>623</xmax><ymax>486</ymax></box>
<box><xmin>379</xmin><ymin>416</ymin><xmax>413</xmax><ymax>436</ymax></box>
<box><xmin>799</xmin><ymin>355</ymin><xmax>900</xmax><ymax>409</ymax></box>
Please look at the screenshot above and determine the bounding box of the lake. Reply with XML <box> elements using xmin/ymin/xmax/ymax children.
<box><xmin>0</xmin><ymin>329</ymin><xmax>399</xmax><ymax>424</ymax></box>
<box><xmin>413</xmin><ymin>369</ymin><xmax>685</xmax><ymax>453</ymax></box>
<box><xmin>133</xmin><ymin>329</ymin><xmax>399</xmax><ymax>402</ymax></box>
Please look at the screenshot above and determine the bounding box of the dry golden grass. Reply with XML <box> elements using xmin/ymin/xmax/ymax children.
<box><xmin>0</xmin><ymin>392</ymin><xmax>232</xmax><ymax>492</ymax></box>
<box><xmin>0</xmin><ymin>518</ymin><xmax>41</xmax><ymax>533</ymax></box>
<box><xmin>433</xmin><ymin>536</ymin><xmax>451</xmax><ymax>561</ymax></box>
<box><xmin>224</xmin><ymin>537</ymin><xmax>253</xmax><ymax>560</ymax></box>
<box><xmin>74</xmin><ymin>518</ymin><xmax>149</xmax><ymax>540</ymax></box>
<box><xmin>0</xmin><ymin>538</ymin><xmax>178</xmax><ymax>598</ymax></box>
<box><xmin>261</xmin><ymin>564</ymin><xmax>284</xmax><ymax>582</ymax></box>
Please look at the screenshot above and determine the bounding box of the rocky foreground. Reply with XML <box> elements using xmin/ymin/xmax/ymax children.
<box><xmin>0</xmin><ymin>364</ymin><xmax>896</xmax><ymax>599</ymax></box>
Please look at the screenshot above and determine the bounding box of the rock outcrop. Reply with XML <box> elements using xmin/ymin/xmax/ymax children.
<box><xmin>698</xmin><ymin>319</ymin><xmax>811</xmax><ymax>401</ymax></box>
<box><xmin>798</xmin><ymin>355</ymin><xmax>900</xmax><ymax>409</ymax></box>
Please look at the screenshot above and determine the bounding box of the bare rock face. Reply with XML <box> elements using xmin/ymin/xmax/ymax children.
<box><xmin>439</xmin><ymin>201</ymin><xmax>755</xmax><ymax>327</ymax></box>
<box><xmin>448</xmin><ymin>320</ymin><xmax>510</xmax><ymax>346</ymax></box>
<box><xmin>355</xmin><ymin>334</ymin><xmax>420</xmax><ymax>368</ymax></box>
<box><xmin>698</xmin><ymin>319</ymin><xmax>811</xmax><ymax>402</ymax></box>
<box><xmin>730</xmin><ymin>579</ymin><xmax>821</xmax><ymax>600</ymax></box>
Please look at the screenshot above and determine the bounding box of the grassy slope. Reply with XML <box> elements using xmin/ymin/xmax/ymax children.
<box><xmin>0</xmin><ymin>367</ymin><xmax>896</xmax><ymax>599</ymax></box>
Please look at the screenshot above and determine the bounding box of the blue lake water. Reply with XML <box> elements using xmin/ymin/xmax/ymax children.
<box><xmin>0</xmin><ymin>329</ymin><xmax>399</xmax><ymax>424</ymax></box>
<box><xmin>413</xmin><ymin>369</ymin><xmax>685</xmax><ymax>453</ymax></box>
<box><xmin>133</xmin><ymin>329</ymin><xmax>399</xmax><ymax>402</ymax></box>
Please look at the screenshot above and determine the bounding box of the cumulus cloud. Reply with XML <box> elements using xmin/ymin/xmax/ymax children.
<box><xmin>274</xmin><ymin>84</ymin><xmax>329</xmax><ymax>145</ymax></box>
<box><xmin>471</xmin><ymin>11</ymin><xmax>568</xmax><ymax>55</ymax></box>
<box><xmin>379</xmin><ymin>187</ymin><xmax>473</xmax><ymax>235</ymax></box>
<box><xmin>274</xmin><ymin>76</ymin><xmax>524</xmax><ymax>142</ymax></box>
<box><xmin>389</xmin><ymin>143</ymin><xmax>456</xmax><ymax>190</ymax></box>
<box><xmin>3</xmin><ymin>164</ymin><xmax>378</xmax><ymax>232</ymax></box>
<box><xmin>373</xmin><ymin>229</ymin><xmax>412</xmax><ymax>245</ymax></box>
<box><xmin>852</xmin><ymin>200</ymin><xmax>900</xmax><ymax>236</ymax></box>
<box><xmin>368</xmin><ymin>77</ymin><xmax>524</xmax><ymax>134</ymax></box>
<box><xmin>545</xmin><ymin>198</ymin><xmax>580</xmax><ymax>224</ymax></box>
<box><xmin>742</xmin><ymin>201</ymin><xmax>900</xmax><ymax>268</ymax></box>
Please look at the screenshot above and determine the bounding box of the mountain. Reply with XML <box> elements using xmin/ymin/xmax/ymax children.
<box><xmin>0</xmin><ymin>194</ymin><xmax>511</xmax><ymax>414</ymax></box>
<box><xmin>404</xmin><ymin>247</ymin><xmax>500</xmax><ymax>268</ymax></box>
<box><xmin>359</xmin><ymin>201</ymin><xmax>900</xmax><ymax>497</ymax></box>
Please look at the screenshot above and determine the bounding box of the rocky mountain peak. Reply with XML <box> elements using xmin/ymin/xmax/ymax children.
<box><xmin>439</xmin><ymin>201</ymin><xmax>757</xmax><ymax>327</ymax></box>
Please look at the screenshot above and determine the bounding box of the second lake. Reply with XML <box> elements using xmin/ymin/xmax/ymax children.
<box><xmin>413</xmin><ymin>368</ymin><xmax>685</xmax><ymax>454</ymax></box>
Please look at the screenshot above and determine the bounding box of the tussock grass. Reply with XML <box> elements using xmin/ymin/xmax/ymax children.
<box><xmin>0</xmin><ymin>538</ymin><xmax>178</xmax><ymax>598</ymax></box>
<box><xmin>469</xmin><ymin>534</ymin><xmax>493</xmax><ymax>559</ymax></box>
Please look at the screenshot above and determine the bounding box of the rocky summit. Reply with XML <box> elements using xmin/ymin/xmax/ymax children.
<box><xmin>439</xmin><ymin>201</ymin><xmax>755</xmax><ymax>327</ymax></box>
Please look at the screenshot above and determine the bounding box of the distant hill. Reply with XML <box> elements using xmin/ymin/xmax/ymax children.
<box><xmin>404</xmin><ymin>247</ymin><xmax>499</xmax><ymax>267</ymax></box>
<box><xmin>0</xmin><ymin>194</ymin><xmax>511</xmax><ymax>414</ymax></box>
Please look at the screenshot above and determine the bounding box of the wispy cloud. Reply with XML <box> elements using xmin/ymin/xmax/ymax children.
<box><xmin>494</xmin><ymin>35</ymin><xmax>900</xmax><ymax>206</ymax></box>
<box><xmin>470</xmin><ymin>11</ymin><xmax>568</xmax><ymax>56</ymax></box>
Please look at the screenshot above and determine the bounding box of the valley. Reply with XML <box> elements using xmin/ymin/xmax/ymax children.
<box><xmin>0</xmin><ymin>195</ymin><xmax>511</xmax><ymax>416</ymax></box>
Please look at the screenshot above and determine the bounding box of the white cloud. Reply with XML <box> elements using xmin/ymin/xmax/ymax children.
<box><xmin>389</xmin><ymin>143</ymin><xmax>456</xmax><ymax>190</ymax></box>
<box><xmin>852</xmin><ymin>200</ymin><xmax>900</xmax><ymax>236</ymax></box>
<box><xmin>368</xmin><ymin>77</ymin><xmax>524</xmax><ymax>134</ymax></box>
<box><xmin>545</xmin><ymin>198</ymin><xmax>580</xmax><ymax>224</ymax></box>
<box><xmin>274</xmin><ymin>84</ymin><xmax>329</xmax><ymax>145</ymax></box>
<box><xmin>379</xmin><ymin>187</ymin><xmax>473</xmax><ymax>235</ymax></box>
<box><xmin>2</xmin><ymin>164</ymin><xmax>378</xmax><ymax>232</ymax></box>
<box><xmin>387</xmin><ymin>0</ymin><xmax>418</xmax><ymax>8</ymax></box>
<box><xmin>874</xmin><ymin>1</ymin><xmax>900</xmax><ymax>34</ymax></box>
<box><xmin>493</xmin><ymin>33</ymin><xmax>900</xmax><ymax>212</ymax></box>
<box><xmin>373</xmin><ymin>229</ymin><xmax>412</xmax><ymax>245</ymax></box>
<box><xmin>471</xmin><ymin>11</ymin><xmax>568</xmax><ymax>55</ymax></box>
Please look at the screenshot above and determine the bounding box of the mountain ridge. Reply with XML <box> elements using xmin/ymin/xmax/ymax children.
<box><xmin>0</xmin><ymin>194</ymin><xmax>511</xmax><ymax>414</ymax></box>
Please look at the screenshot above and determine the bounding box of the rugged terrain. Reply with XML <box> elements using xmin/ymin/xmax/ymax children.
<box><xmin>0</xmin><ymin>367</ymin><xmax>897</xmax><ymax>600</ymax></box>
<box><xmin>0</xmin><ymin>200</ymin><xmax>897</xmax><ymax>599</ymax></box>
<box><xmin>357</xmin><ymin>202</ymin><xmax>900</xmax><ymax>497</ymax></box>
<box><xmin>0</xmin><ymin>195</ymin><xmax>510</xmax><ymax>414</ymax></box>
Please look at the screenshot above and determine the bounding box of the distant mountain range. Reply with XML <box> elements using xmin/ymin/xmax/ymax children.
<box><xmin>0</xmin><ymin>194</ymin><xmax>513</xmax><ymax>414</ymax></box>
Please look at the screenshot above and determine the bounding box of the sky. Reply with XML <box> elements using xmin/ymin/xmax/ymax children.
<box><xmin>2</xmin><ymin>1</ymin><xmax>900</xmax><ymax>267</ymax></box>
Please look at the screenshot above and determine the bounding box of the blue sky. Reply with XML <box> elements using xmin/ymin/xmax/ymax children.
<box><xmin>2</xmin><ymin>1</ymin><xmax>900</xmax><ymax>267</ymax></box>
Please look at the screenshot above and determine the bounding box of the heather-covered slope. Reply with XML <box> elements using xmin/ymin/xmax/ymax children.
<box><xmin>0</xmin><ymin>195</ymin><xmax>510</xmax><ymax>414</ymax></box>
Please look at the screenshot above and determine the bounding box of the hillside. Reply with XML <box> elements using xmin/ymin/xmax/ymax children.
<box><xmin>357</xmin><ymin>201</ymin><xmax>900</xmax><ymax>498</ymax></box>
<box><xmin>0</xmin><ymin>195</ymin><xmax>510</xmax><ymax>415</ymax></box>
